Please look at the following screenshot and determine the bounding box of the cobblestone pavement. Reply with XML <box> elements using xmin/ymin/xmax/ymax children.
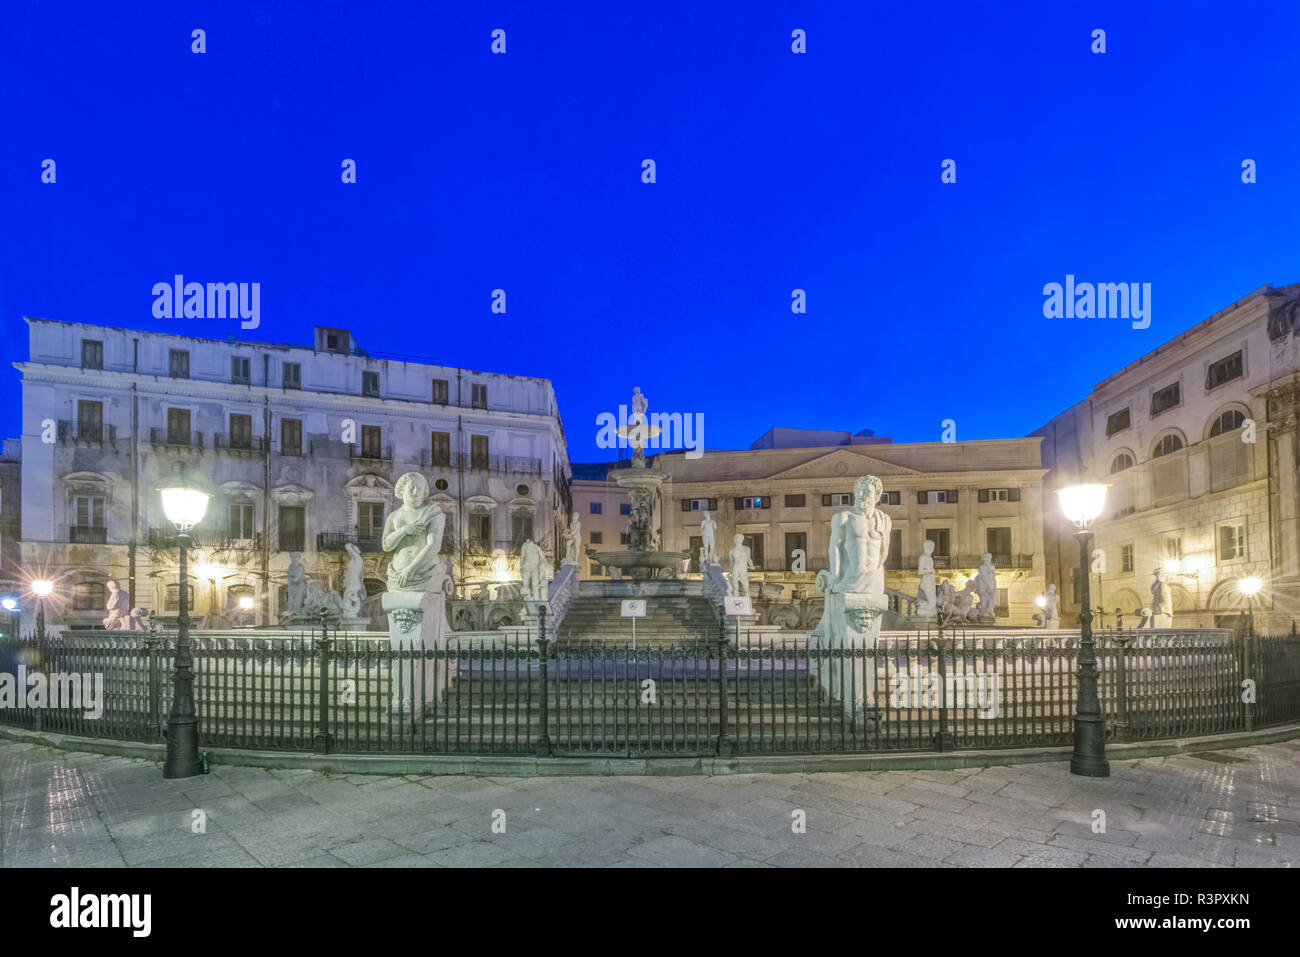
<box><xmin>1</xmin><ymin>740</ymin><xmax>1296</xmax><ymax>867</ymax></box>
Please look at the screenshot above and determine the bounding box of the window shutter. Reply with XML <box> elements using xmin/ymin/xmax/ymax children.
<box><xmin>948</xmin><ymin>489</ymin><xmax>958</xmax><ymax>503</ymax></box>
<box><xmin>708</xmin><ymin>498</ymin><xmax>717</xmax><ymax>510</ymax></box>
<box><xmin>822</xmin><ymin>494</ymin><xmax>832</xmax><ymax>506</ymax></box>
<box><xmin>681</xmin><ymin>498</ymin><xmax>691</xmax><ymax>512</ymax></box>
<box><xmin>917</xmin><ymin>491</ymin><xmax>927</xmax><ymax>505</ymax></box>
<box><xmin>1009</xmin><ymin>487</ymin><xmax>1021</xmax><ymax>502</ymax></box>
<box><xmin>762</xmin><ymin>497</ymin><xmax>771</xmax><ymax>509</ymax></box>
<box><xmin>734</xmin><ymin>497</ymin><xmax>744</xmax><ymax>511</ymax></box>
<box><xmin>978</xmin><ymin>488</ymin><xmax>989</xmax><ymax>503</ymax></box>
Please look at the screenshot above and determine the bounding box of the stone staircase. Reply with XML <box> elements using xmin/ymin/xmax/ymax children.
<box><xmin>555</xmin><ymin>594</ymin><xmax>720</xmax><ymax>642</ymax></box>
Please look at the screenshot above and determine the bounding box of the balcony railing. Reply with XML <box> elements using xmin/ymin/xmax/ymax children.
<box><xmin>211</xmin><ymin>533</ymin><xmax>264</xmax><ymax>551</ymax></box>
<box><xmin>421</xmin><ymin>452</ymin><xmax>543</xmax><ymax>475</ymax></box>
<box><xmin>316</xmin><ymin>529</ymin><xmax>382</xmax><ymax>553</ymax></box>
<box><xmin>317</xmin><ymin>530</ymin><xmax>356</xmax><ymax>552</ymax></box>
<box><xmin>278</xmin><ymin>534</ymin><xmax>306</xmax><ymax>553</ymax></box>
<box><xmin>213</xmin><ymin>433</ymin><xmax>266</xmax><ymax>453</ymax></box>
<box><xmin>274</xmin><ymin>439</ymin><xmax>312</xmax><ymax>457</ymax></box>
<box><xmin>57</xmin><ymin>421</ymin><xmax>117</xmax><ymax>446</ymax></box>
<box><xmin>150</xmin><ymin>428</ymin><xmax>204</xmax><ymax>450</ymax></box>
<box><xmin>69</xmin><ymin>525</ymin><xmax>107</xmax><ymax>545</ymax></box>
<box><xmin>349</xmin><ymin>444</ymin><xmax>392</xmax><ymax>464</ymax></box>
<box><xmin>145</xmin><ymin>527</ymin><xmax>204</xmax><ymax>549</ymax></box>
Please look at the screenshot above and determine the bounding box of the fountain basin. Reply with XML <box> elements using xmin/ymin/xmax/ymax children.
<box><xmin>590</xmin><ymin>549</ymin><xmax>689</xmax><ymax>580</ymax></box>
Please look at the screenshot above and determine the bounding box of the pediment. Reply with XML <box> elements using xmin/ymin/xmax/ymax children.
<box><xmin>766</xmin><ymin>448</ymin><xmax>921</xmax><ymax>481</ymax></box>
<box><xmin>345</xmin><ymin>473</ymin><xmax>394</xmax><ymax>491</ymax></box>
<box><xmin>271</xmin><ymin>483</ymin><xmax>316</xmax><ymax>505</ymax></box>
<box><xmin>220</xmin><ymin>480</ymin><xmax>262</xmax><ymax>499</ymax></box>
<box><xmin>62</xmin><ymin>470</ymin><xmax>113</xmax><ymax>488</ymax></box>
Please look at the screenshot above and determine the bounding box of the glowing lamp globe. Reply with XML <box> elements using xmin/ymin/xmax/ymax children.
<box><xmin>1057</xmin><ymin>483</ymin><xmax>1107</xmax><ymax>530</ymax></box>
<box><xmin>31</xmin><ymin>579</ymin><xmax>54</xmax><ymax>598</ymax></box>
<box><xmin>1</xmin><ymin>597</ymin><xmax>17</xmax><ymax>611</ymax></box>
<box><xmin>1035</xmin><ymin>595</ymin><xmax>1047</xmax><ymax>609</ymax></box>
<box><xmin>1238</xmin><ymin>577</ymin><xmax>1262</xmax><ymax>597</ymax></box>
<box><xmin>159</xmin><ymin>479</ymin><xmax>210</xmax><ymax>530</ymax></box>
<box><xmin>238</xmin><ymin>596</ymin><xmax>255</xmax><ymax>611</ymax></box>
<box><xmin>1164</xmin><ymin>558</ymin><xmax>1182</xmax><ymax>574</ymax></box>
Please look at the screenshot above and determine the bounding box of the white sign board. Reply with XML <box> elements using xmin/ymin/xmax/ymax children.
<box><xmin>724</xmin><ymin>596</ymin><xmax>753</xmax><ymax>616</ymax></box>
<box><xmin>621</xmin><ymin>599</ymin><xmax>647</xmax><ymax>618</ymax></box>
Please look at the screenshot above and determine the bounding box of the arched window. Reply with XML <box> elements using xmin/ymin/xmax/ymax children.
<box><xmin>1209</xmin><ymin>409</ymin><xmax>1245</xmax><ymax>437</ymax></box>
<box><xmin>1153</xmin><ymin>433</ymin><xmax>1184</xmax><ymax>458</ymax></box>
<box><xmin>1110</xmin><ymin>451</ymin><xmax>1135</xmax><ymax>473</ymax></box>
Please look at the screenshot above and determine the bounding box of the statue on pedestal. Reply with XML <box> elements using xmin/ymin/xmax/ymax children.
<box><xmin>630</xmin><ymin>386</ymin><xmax>649</xmax><ymax>467</ymax></box>
<box><xmin>700</xmin><ymin>510</ymin><xmax>718</xmax><ymax>565</ymax></box>
<box><xmin>954</xmin><ymin>579</ymin><xmax>978</xmax><ymax>620</ymax></box>
<box><xmin>974</xmin><ymin>553</ymin><xmax>997</xmax><ymax>620</ymax></box>
<box><xmin>937</xmin><ymin>579</ymin><xmax>957</xmax><ymax>619</ymax></box>
<box><xmin>916</xmin><ymin>540</ymin><xmax>937</xmax><ymax>617</ymax></box>
<box><xmin>520</xmin><ymin>538</ymin><xmax>547</xmax><ymax>602</ymax></box>
<box><xmin>727</xmin><ymin>534</ymin><xmax>752</xmax><ymax>597</ymax></box>
<box><xmin>1148</xmin><ymin>569</ymin><xmax>1174</xmax><ymax>628</ymax></box>
<box><xmin>381</xmin><ymin>472</ymin><xmax>453</xmax><ymax>712</ymax></box>
<box><xmin>814</xmin><ymin>475</ymin><xmax>891</xmax><ymax>724</ymax></box>
<box><xmin>286</xmin><ymin>553</ymin><xmax>307</xmax><ymax>617</ymax></box>
<box><xmin>103</xmin><ymin>580</ymin><xmax>131</xmax><ymax>630</ymax></box>
<box><xmin>342</xmin><ymin>542</ymin><xmax>366</xmax><ymax>619</ymax></box>
<box><xmin>1042</xmin><ymin>583</ymin><xmax>1061</xmax><ymax>628</ymax></box>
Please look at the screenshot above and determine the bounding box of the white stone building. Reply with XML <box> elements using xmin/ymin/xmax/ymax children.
<box><xmin>572</xmin><ymin>428</ymin><xmax>1050</xmax><ymax>624</ymax></box>
<box><xmin>1036</xmin><ymin>282</ymin><xmax>1300</xmax><ymax>632</ymax></box>
<box><xmin>13</xmin><ymin>318</ymin><xmax>572</xmax><ymax>630</ymax></box>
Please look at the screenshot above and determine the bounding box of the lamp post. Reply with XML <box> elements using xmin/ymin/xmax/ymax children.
<box><xmin>159</xmin><ymin>470</ymin><xmax>210</xmax><ymax>779</ymax></box>
<box><xmin>1058</xmin><ymin>482</ymin><xmax>1109</xmax><ymax>778</ymax></box>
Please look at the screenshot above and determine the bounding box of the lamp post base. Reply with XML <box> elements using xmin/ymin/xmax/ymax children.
<box><xmin>1069</xmin><ymin>715</ymin><xmax>1110</xmax><ymax>777</ymax></box>
<box><xmin>163</xmin><ymin>717</ymin><xmax>204</xmax><ymax>779</ymax></box>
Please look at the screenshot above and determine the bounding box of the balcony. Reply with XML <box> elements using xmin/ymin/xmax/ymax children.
<box><xmin>150</xmin><ymin>428</ymin><xmax>204</xmax><ymax>451</ymax></box>
<box><xmin>318</xmin><ymin>529</ymin><xmax>383</xmax><ymax>553</ymax></box>
<box><xmin>349</xmin><ymin>444</ymin><xmax>392</xmax><ymax>464</ymax></box>
<box><xmin>69</xmin><ymin>525</ymin><xmax>107</xmax><ymax>545</ymax></box>
<box><xmin>58</xmin><ymin>420</ymin><xmax>118</xmax><ymax>447</ymax></box>
<box><xmin>146</xmin><ymin>527</ymin><xmax>204</xmax><ymax>549</ymax></box>
<box><xmin>212</xmin><ymin>533</ymin><xmax>264</xmax><ymax>551</ymax></box>
<box><xmin>420</xmin><ymin>449</ymin><xmax>453</xmax><ymax>469</ymax></box>
<box><xmin>274</xmin><ymin>439</ymin><xmax>312</xmax><ymax>458</ymax></box>
<box><xmin>213</xmin><ymin>433</ymin><xmax>266</xmax><ymax>454</ymax></box>
<box><xmin>278</xmin><ymin>533</ymin><xmax>306</xmax><ymax>553</ymax></box>
<box><xmin>428</xmin><ymin>452</ymin><xmax>543</xmax><ymax>475</ymax></box>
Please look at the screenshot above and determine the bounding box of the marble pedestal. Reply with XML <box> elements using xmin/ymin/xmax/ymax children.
<box><xmin>382</xmin><ymin>585</ymin><xmax>452</xmax><ymax>714</ymax></box>
<box><xmin>813</xmin><ymin>591</ymin><xmax>886</xmax><ymax>726</ymax></box>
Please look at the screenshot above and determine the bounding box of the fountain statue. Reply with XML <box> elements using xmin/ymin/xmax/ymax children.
<box><xmin>587</xmin><ymin>386</ymin><xmax>690</xmax><ymax>579</ymax></box>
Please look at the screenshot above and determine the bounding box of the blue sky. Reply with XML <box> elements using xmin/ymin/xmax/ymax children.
<box><xmin>2</xmin><ymin>1</ymin><xmax>1297</xmax><ymax>460</ymax></box>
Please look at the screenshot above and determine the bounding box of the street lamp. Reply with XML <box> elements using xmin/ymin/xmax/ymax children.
<box><xmin>1058</xmin><ymin>481</ymin><xmax>1110</xmax><ymax>778</ymax></box>
<box><xmin>30</xmin><ymin>579</ymin><xmax>54</xmax><ymax>641</ymax></box>
<box><xmin>1238</xmin><ymin>577</ymin><xmax>1262</xmax><ymax>636</ymax></box>
<box><xmin>158</xmin><ymin>468</ymin><xmax>210</xmax><ymax>779</ymax></box>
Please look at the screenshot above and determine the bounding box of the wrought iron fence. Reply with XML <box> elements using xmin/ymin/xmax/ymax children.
<box><xmin>1</xmin><ymin>628</ymin><xmax>1296</xmax><ymax>759</ymax></box>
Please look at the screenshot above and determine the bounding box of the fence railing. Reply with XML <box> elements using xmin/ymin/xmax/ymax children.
<box><xmin>1</xmin><ymin>629</ymin><xmax>1295</xmax><ymax>758</ymax></box>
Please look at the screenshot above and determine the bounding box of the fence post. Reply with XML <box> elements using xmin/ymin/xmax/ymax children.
<box><xmin>144</xmin><ymin>635</ymin><xmax>163</xmax><ymax>740</ymax></box>
<box><xmin>932</xmin><ymin>621</ymin><xmax>953</xmax><ymax>751</ymax></box>
<box><xmin>313</xmin><ymin>630</ymin><xmax>333</xmax><ymax>753</ymax></box>
<box><xmin>535</xmin><ymin>606</ymin><xmax>551</xmax><ymax>757</ymax></box>
<box><xmin>1111</xmin><ymin>634</ymin><xmax>1131</xmax><ymax>742</ymax></box>
<box><xmin>1241</xmin><ymin>629</ymin><xmax>1255</xmax><ymax>733</ymax></box>
<box><xmin>717</xmin><ymin>609</ymin><xmax>733</xmax><ymax>756</ymax></box>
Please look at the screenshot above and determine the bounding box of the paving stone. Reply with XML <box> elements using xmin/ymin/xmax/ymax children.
<box><xmin>3</xmin><ymin>738</ymin><xmax>1297</xmax><ymax>868</ymax></box>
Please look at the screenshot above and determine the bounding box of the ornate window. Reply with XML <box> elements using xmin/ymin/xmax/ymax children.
<box><xmin>1110</xmin><ymin>451</ymin><xmax>1135</xmax><ymax>473</ymax></box>
<box><xmin>1209</xmin><ymin>409</ymin><xmax>1245</xmax><ymax>437</ymax></box>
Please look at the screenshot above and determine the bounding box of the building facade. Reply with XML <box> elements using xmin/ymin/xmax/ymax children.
<box><xmin>1035</xmin><ymin>282</ymin><xmax>1300</xmax><ymax>633</ymax></box>
<box><xmin>573</xmin><ymin>430</ymin><xmax>1050</xmax><ymax>625</ymax></box>
<box><xmin>13</xmin><ymin>318</ymin><xmax>571</xmax><ymax>630</ymax></box>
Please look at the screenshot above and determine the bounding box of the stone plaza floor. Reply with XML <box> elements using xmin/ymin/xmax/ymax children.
<box><xmin>0</xmin><ymin>740</ymin><xmax>1296</xmax><ymax>867</ymax></box>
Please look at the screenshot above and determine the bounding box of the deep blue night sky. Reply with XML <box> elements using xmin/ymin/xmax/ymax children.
<box><xmin>2</xmin><ymin>1</ymin><xmax>1297</xmax><ymax>460</ymax></box>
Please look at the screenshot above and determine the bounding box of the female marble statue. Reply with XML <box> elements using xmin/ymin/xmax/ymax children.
<box><xmin>286</xmin><ymin>554</ymin><xmax>307</xmax><ymax>615</ymax></box>
<box><xmin>343</xmin><ymin>542</ymin><xmax>366</xmax><ymax>617</ymax></box>
<box><xmin>916</xmin><ymin>540</ymin><xmax>937</xmax><ymax>616</ymax></box>
<box><xmin>383</xmin><ymin>472</ymin><xmax>446</xmax><ymax>592</ymax></box>
<box><xmin>564</xmin><ymin>512</ymin><xmax>581</xmax><ymax>565</ymax></box>
<box><xmin>975</xmin><ymin>552</ymin><xmax>997</xmax><ymax>618</ymax></box>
